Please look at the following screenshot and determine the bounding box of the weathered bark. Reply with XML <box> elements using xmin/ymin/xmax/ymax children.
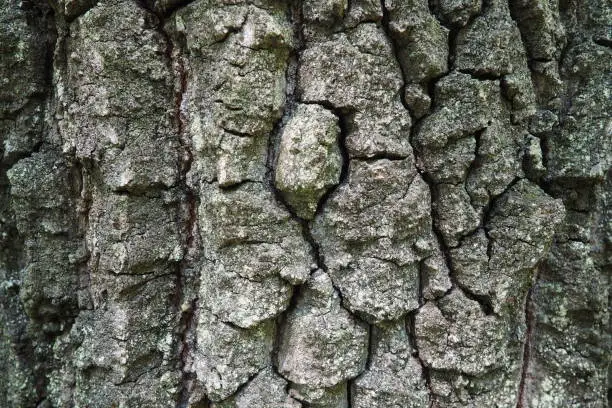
<box><xmin>0</xmin><ymin>0</ymin><xmax>609</xmax><ymax>407</ymax></box>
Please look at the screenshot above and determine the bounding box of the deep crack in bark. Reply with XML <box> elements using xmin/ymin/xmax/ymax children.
<box><xmin>1</xmin><ymin>0</ymin><xmax>603</xmax><ymax>405</ymax></box>
<box><xmin>265</xmin><ymin>5</ymin><xmax>369</xmax><ymax>404</ymax></box>
<box><xmin>378</xmin><ymin>2</ymin><xmax>441</xmax><ymax>405</ymax></box>
<box><xmin>516</xmin><ymin>281</ymin><xmax>537</xmax><ymax>408</ymax></box>
<box><xmin>134</xmin><ymin>2</ymin><xmax>200</xmax><ymax>405</ymax></box>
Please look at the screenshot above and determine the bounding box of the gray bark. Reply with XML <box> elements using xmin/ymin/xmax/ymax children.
<box><xmin>0</xmin><ymin>0</ymin><xmax>609</xmax><ymax>407</ymax></box>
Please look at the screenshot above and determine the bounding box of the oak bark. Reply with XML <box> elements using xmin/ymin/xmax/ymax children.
<box><xmin>1</xmin><ymin>0</ymin><xmax>609</xmax><ymax>407</ymax></box>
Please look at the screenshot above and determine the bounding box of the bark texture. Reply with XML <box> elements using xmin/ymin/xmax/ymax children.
<box><xmin>0</xmin><ymin>0</ymin><xmax>610</xmax><ymax>407</ymax></box>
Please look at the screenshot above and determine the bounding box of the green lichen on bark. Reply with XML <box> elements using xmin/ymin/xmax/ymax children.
<box><xmin>1</xmin><ymin>0</ymin><xmax>609</xmax><ymax>407</ymax></box>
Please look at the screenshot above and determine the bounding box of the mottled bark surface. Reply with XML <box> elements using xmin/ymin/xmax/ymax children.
<box><xmin>0</xmin><ymin>0</ymin><xmax>609</xmax><ymax>407</ymax></box>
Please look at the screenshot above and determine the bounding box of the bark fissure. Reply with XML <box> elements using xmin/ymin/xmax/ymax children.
<box><xmin>378</xmin><ymin>2</ymin><xmax>444</xmax><ymax>404</ymax></box>
<box><xmin>134</xmin><ymin>2</ymin><xmax>200</xmax><ymax>404</ymax></box>
<box><xmin>1</xmin><ymin>0</ymin><xmax>607</xmax><ymax>405</ymax></box>
<box><xmin>407</xmin><ymin>311</ymin><xmax>435</xmax><ymax>407</ymax></box>
<box><xmin>516</xmin><ymin>284</ymin><xmax>536</xmax><ymax>408</ymax></box>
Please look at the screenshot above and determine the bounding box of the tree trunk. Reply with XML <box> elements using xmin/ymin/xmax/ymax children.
<box><xmin>1</xmin><ymin>0</ymin><xmax>609</xmax><ymax>407</ymax></box>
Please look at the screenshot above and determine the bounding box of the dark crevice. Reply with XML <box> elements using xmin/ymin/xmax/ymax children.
<box><xmin>528</xmin><ymin>57</ymin><xmax>555</xmax><ymax>64</ymax></box>
<box><xmin>217</xmin><ymin>179</ymin><xmax>261</xmax><ymax>191</ymax></box>
<box><xmin>73</xmin><ymin>158</ymin><xmax>95</xmax><ymax>311</ymax></box>
<box><xmin>2</xmin><ymin>140</ymin><xmax>45</xmax><ymax>170</ymax></box>
<box><xmin>458</xmin><ymin>69</ymin><xmax>502</xmax><ymax>81</ymax></box>
<box><xmin>112</xmin><ymin>182</ymin><xmax>176</xmax><ymax>196</ymax></box>
<box><xmin>313</xmin><ymin>108</ymin><xmax>351</xmax><ymax>218</ymax></box>
<box><xmin>265</xmin><ymin>0</ymin><xmax>320</xmax><ymax>394</ymax></box>
<box><xmin>269</xmin><ymin>172</ymin><xmax>326</xmax><ymax>270</ymax></box>
<box><xmin>214</xmin><ymin>318</ymin><xmax>247</xmax><ymax>332</ymax></box>
<box><xmin>397</xmin><ymin>26</ymin><xmax>496</xmax><ymax>318</ymax></box>
<box><xmin>481</xmin><ymin>176</ymin><xmax>522</xmax><ymax>227</ymax></box>
<box><xmin>516</xmin><ymin>282</ymin><xmax>536</xmax><ymax>408</ymax></box>
<box><xmin>512</xmin><ymin>0</ymin><xmax>565</xmax><ymax>202</ymax></box>
<box><xmin>378</xmin><ymin>1</ymin><xmax>453</xmax><ymax>402</ymax></box>
<box><xmin>51</xmin><ymin>0</ymin><xmax>100</xmax><ymax>23</ymax></box>
<box><xmin>406</xmin><ymin>312</ymin><xmax>434</xmax><ymax>407</ymax></box>
<box><xmin>459</xmin><ymin>283</ymin><xmax>495</xmax><ymax>315</ymax></box>
<box><xmin>442</xmin><ymin>2</ymin><xmax>486</xmax><ymax>71</ymax></box>
<box><xmin>522</xmin><ymin>135</ymin><xmax>559</xmax><ymax>200</ymax></box>
<box><xmin>593</xmin><ymin>36</ymin><xmax>612</xmax><ymax>49</ymax></box>
<box><xmin>352</xmin><ymin>152</ymin><xmax>408</xmax><ymax>162</ymax></box>
<box><xmin>464</xmin><ymin>128</ymin><xmax>486</xmax><ymax>186</ymax></box>
<box><xmin>156</xmin><ymin>0</ymin><xmax>198</xmax><ymax>18</ymax></box>
<box><xmin>507</xmin><ymin>0</ymin><xmax>539</xmax><ymax>65</ymax></box>
<box><xmin>425</xmin><ymin>172</ymin><xmax>496</xmax><ymax>316</ymax></box>
<box><xmin>365</xmin><ymin>324</ymin><xmax>376</xmax><ymax>370</ymax></box>
<box><xmin>424</xmin><ymin>73</ymin><xmax>447</xmax><ymax>109</ymax></box>
<box><xmin>417</xmin><ymin>260</ymin><xmax>426</xmax><ymax>305</ymax></box>
<box><xmin>171</xmin><ymin>36</ymin><xmax>199</xmax><ymax>408</ymax></box>
<box><xmin>134</xmin><ymin>2</ymin><xmax>199</xmax><ymax>406</ymax></box>
<box><xmin>556</xmin><ymin>36</ymin><xmax>572</xmax><ymax>83</ymax></box>
<box><xmin>426</xmin><ymin>0</ymin><xmax>437</xmax><ymax>17</ymax></box>
<box><xmin>266</xmin><ymin>2</ymin><xmax>352</xmax><ymax>277</ymax></box>
<box><xmin>538</xmin><ymin>136</ymin><xmax>553</xmax><ymax>186</ymax></box>
<box><xmin>447</xmin><ymin>223</ymin><xmax>483</xmax><ymax>250</ymax></box>
<box><xmin>446</xmin><ymin>20</ymin><xmax>460</xmax><ymax>70</ymax></box>
<box><xmin>222</xmin><ymin>127</ymin><xmax>254</xmax><ymax>138</ymax></box>
<box><xmin>479</xmin><ymin>175</ymin><xmax>523</xmax><ymax>264</ymax></box>
<box><xmin>409</xmin><ymin>118</ymin><xmax>497</xmax><ymax>314</ymax></box>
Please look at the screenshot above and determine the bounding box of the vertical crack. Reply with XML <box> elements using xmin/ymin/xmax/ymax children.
<box><xmin>265</xmin><ymin>9</ymin><xmax>367</xmax><ymax>405</ymax></box>
<box><xmin>163</xmin><ymin>27</ymin><xmax>200</xmax><ymax>408</ymax></box>
<box><xmin>309</xmin><ymin>103</ymin><xmax>351</xmax><ymax>220</ymax></box>
<box><xmin>383</xmin><ymin>4</ymin><xmax>495</xmax><ymax>317</ymax></box>
<box><xmin>134</xmin><ymin>2</ymin><xmax>200</xmax><ymax>405</ymax></box>
<box><xmin>516</xmin><ymin>280</ymin><xmax>536</xmax><ymax>408</ymax></box>
<box><xmin>73</xmin><ymin>158</ymin><xmax>95</xmax><ymax>316</ymax></box>
<box><xmin>406</xmin><ymin>312</ymin><xmax>434</xmax><ymax>407</ymax></box>
<box><xmin>168</xmin><ymin>32</ymin><xmax>200</xmax><ymax>408</ymax></box>
<box><xmin>265</xmin><ymin>0</ymin><xmax>315</xmax><ymax>397</ymax></box>
<box><xmin>379</xmin><ymin>0</ymin><xmax>410</xmax><ymax>111</ymax></box>
<box><xmin>347</xmin><ymin>377</ymin><xmax>354</xmax><ymax>408</ymax></box>
<box><xmin>378</xmin><ymin>4</ymin><xmax>500</xmax><ymax>405</ymax></box>
<box><xmin>265</xmin><ymin>0</ymin><xmax>327</xmax><ymax>270</ymax></box>
<box><xmin>378</xmin><ymin>2</ymin><xmax>440</xmax><ymax>404</ymax></box>
<box><xmin>265</xmin><ymin>2</ymin><xmax>351</xmax><ymax>277</ymax></box>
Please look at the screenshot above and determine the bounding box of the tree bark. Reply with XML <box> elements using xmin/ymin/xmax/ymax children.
<box><xmin>0</xmin><ymin>0</ymin><xmax>609</xmax><ymax>407</ymax></box>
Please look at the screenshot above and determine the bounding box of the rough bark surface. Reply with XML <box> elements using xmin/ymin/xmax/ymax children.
<box><xmin>0</xmin><ymin>0</ymin><xmax>609</xmax><ymax>407</ymax></box>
